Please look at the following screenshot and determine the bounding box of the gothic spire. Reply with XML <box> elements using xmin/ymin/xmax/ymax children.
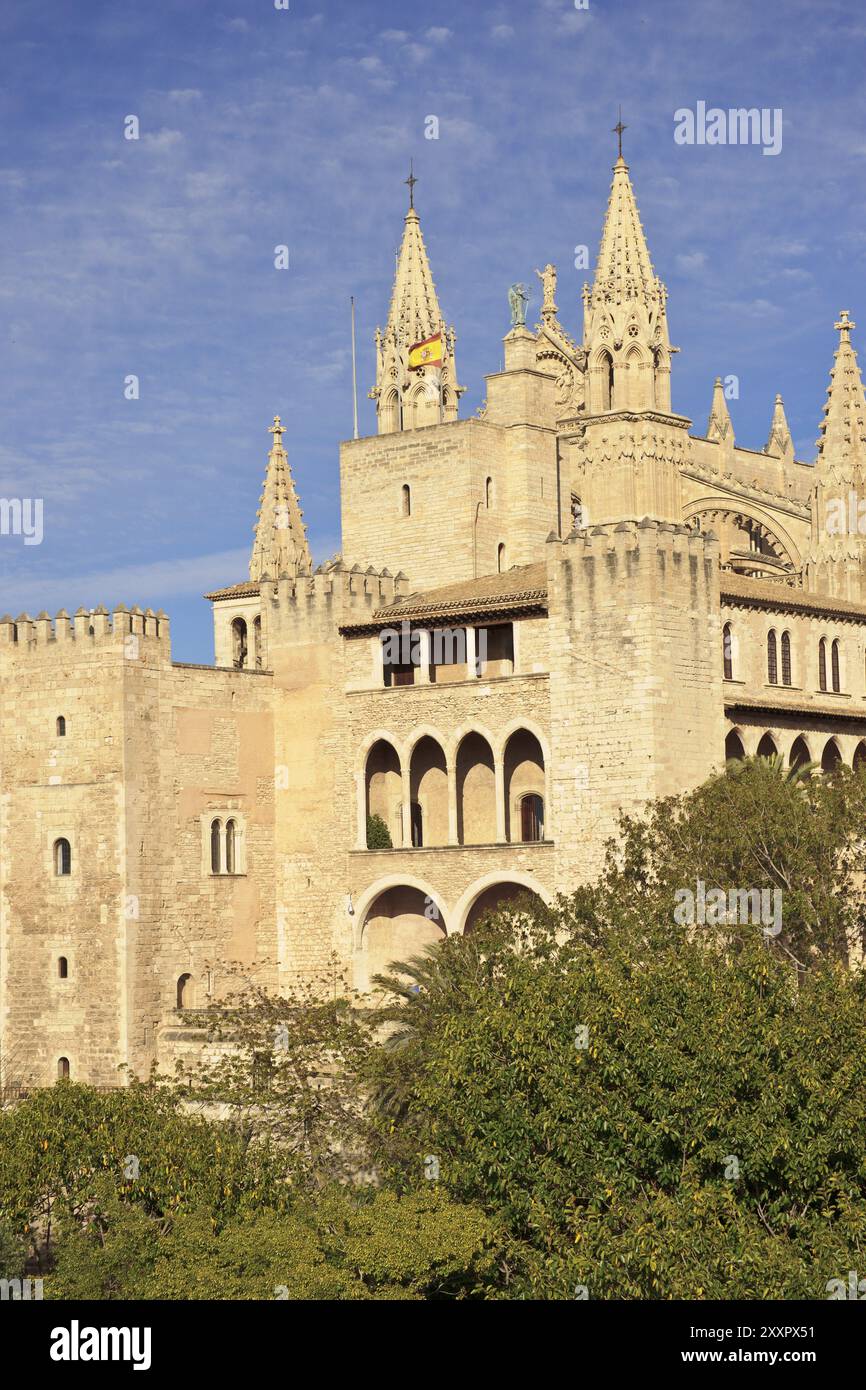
<box><xmin>581</xmin><ymin>151</ymin><xmax>674</xmax><ymax>414</ymax></box>
<box><xmin>384</xmin><ymin>186</ymin><xmax>444</xmax><ymax>349</ymax></box>
<box><xmin>815</xmin><ymin>310</ymin><xmax>866</xmax><ymax>478</ymax></box>
<box><xmin>584</xmin><ymin>154</ymin><xmax>668</xmax><ymax>330</ymax></box>
<box><xmin>806</xmin><ymin>314</ymin><xmax>866</xmax><ymax>601</ymax></box>
<box><xmin>707</xmin><ymin>377</ymin><xmax>734</xmax><ymax>445</ymax></box>
<box><xmin>249</xmin><ymin>416</ymin><xmax>312</xmax><ymax>581</ymax></box>
<box><xmin>764</xmin><ymin>393</ymin><xmax>794</xmax><ymax>464</ymax></box>
<box><xmin>371</xmin><ymin>173</ymin><xmax>464</xmax><ymax>433</ymax></box>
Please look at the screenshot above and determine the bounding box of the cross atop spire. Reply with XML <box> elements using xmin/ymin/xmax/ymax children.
<box><xmin>268</xmin><ymin>415</ymin><xmax>285</xmax><ymax>447</ymax></box>
<box><xmin>612</xmin><ymin>107</ymin><xmax>627</xmax><ymax>162</ymax></box>
<box><xmin>836</xmin><ymin>309</ymin><xmax>855</xmax><ymax>343</ymax></box>
<box><xmin>405</xmin><ymin>159</ymin><xmax>418</xmax><ymax>209</ymax></box>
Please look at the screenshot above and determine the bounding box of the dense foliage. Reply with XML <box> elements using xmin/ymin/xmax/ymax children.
<box><xmin>2</xmin><ymin>758</ymin><xmax>865</xmax><ymax>1298</ymax></box>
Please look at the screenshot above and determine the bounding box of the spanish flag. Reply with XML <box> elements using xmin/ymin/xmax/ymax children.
<box><xmin>408</xmin><ymin>332</ymin><xmax>444</xmax><ymax>370</ymax></box>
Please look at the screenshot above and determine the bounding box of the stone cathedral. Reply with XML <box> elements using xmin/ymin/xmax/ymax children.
<box><xmin>3</xmin><ymin>147</ymin><xmax>866</xmax><ymax>1088</ymax></box>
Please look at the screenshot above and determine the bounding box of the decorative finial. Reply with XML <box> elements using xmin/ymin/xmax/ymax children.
<box><xmin>405</xmin><ymin>159</ymin><xmax>418</xmax><ymax>209</ymax></box>
<box><xmin>612</xmin><ymin>106</ymin><xmax>627</xmax><ymax>161</ymax></box>
<box><xmin>268</xmin><ymin>415</ymin><xmax>285</xmax><ymax>448</ymax></box>
<box><xmin>835</xmin><ymin>309</ymin><xmax>855</xmax><ymax>344</ymax></box>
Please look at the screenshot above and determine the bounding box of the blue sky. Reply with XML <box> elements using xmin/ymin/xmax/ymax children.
<box><xmin>1</xmin><ymin>0</ymin><xmax>865</xmax><ymax>662</ymax></box>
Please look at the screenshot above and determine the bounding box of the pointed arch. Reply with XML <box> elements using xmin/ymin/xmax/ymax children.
<box><xmin>380</xmin><ymin>388</ymin><xmax>400</xmax><ymax>434</ymax></box>
<box><xmin>756</xmin><ymin>732</ymin><xmax>778</xmax><ymax>759</ymax></box>
<box><xmin>725</xmin><ymin>728</ymin><xmax>745</xmax><ymax>762</ymax></box>
<box><xmin>821</xmin><ymin>737</ymin><xmax>842</xmax><ymax>773</ymax></box>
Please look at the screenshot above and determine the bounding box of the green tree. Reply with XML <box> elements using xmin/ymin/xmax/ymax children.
<box><xmin>0</xmin><ymin>1082</ymin><xmax>279</xmax><ymax>1267</ymax></box>
<box><xmin>366</xmin><ymin>814</ymin><xmax>393</xmax><ymax>850</ymax></box>
<box><xmin>367</xmin><ymin>892</ymin><xmax>866</xmax><ymax>1298</ymax></box>
<box><xmin>48</xmin><ymin>1188</ymin><xmax>500</xmax><ymax>1301</ymax></box>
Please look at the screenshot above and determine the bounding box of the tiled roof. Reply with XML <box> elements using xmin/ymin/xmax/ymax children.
<box><xmin>720</xmin><ymin>573</ymin><xmax>866</xmax><ymax>622</ymax></box>
<box><xmin>724</xmin><ymin>692</ymin><xmax>866</xmax><ymax>723</ymax></box>
<box><xmin>340</xmin><ymin>562</ymin><xmax>548</xmax><ymax>633</ymax></box>
<box><xmin>204</xmin><ymin>581</ymin><xmax>261</xmax><ymax>601</ymax></box>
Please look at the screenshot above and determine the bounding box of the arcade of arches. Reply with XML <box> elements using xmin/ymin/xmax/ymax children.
<box><xmin>362</xmin><ymin>728</ymin><xmax>547</xmax><ymax>849</ymax></box>
<box><xmin>725</xmin><ymin>727</ymin><xmax>866</xmax><ymax>774</ymax></box>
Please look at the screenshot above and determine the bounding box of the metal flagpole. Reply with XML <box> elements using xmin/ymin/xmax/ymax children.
<box><xmin>350</xmin><ymin>296</ymin><xmax>359</xmax><ymax>440</ymax></box>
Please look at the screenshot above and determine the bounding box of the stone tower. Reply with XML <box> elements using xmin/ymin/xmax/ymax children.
<box><xmin>369</xmin><ymin>173</ymin><xmax>464</xmax><ymax>433</ymax></box>
<box><xmin>561</xmin><ymin>151</ymin><xmax>691</xmax><ymax>528</ymax></box>
<box><xmin>807</xmin><ymin>311</ymin><xmax>866</xmax><ymax>600</ymax></box>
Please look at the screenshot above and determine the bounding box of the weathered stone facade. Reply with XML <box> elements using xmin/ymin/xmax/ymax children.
<box><xmin>4</xmin><ymin>149</ymin><xmax>866</xmax><ymax>1087</ymax></box>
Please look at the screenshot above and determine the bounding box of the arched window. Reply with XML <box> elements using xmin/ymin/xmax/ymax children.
<box><xmin>595</xmin><ymin>351</ymin><xmax>614</xmax><ymax>411</ymax></box>
<box><xmin>789</xmin><ymin>736</ymin><xmax>811</xmax><ymax>774</ymax></box>
<box><xmin>176</xmin><ymin>974</ymin><xmax>192</xmax><ymax>1009</ymax></box>
<box><xmin>410</xmin><ymin>801</ymin><xmax>423</xmax><ymax>848</ymax></box>
<box><xmin>56</xmin><ymin>716</ymin><xmax>66</xmax><ymax>737</ymax></box>
<box><xmin>831</xmin><ymin>639</ymin><xmax>841</xmax><ymax>693</ymax></box>
<box><xmin>722</xmin><ymin>623</ymin><xmax>733</xmax><ymax>681</ymax></box>
<box><xmin>497</xmin><ymin>543</ymin><xmax>506</xmax><ymax>574</ymax></box>
<box><xmin>822</xmin><ymin>738</ymin><xmax>842</xmax><ymax>774</ymax></box>
<box><xmin>767</xmin><ymin>630</ymin><xmax>778</xmax><ymax>685</ymax></box>
<box><xmin>725</xmin><ymin>730</ymin><xmax>745</xmax><ymax>762</ymax></box>
<box><xmin>232</xmin><ymin>617</ymin><xmax>248</xmax><ymax>671</ymax></box>
<box><xmin>520</xmin><ymin>794</ymin><xmax>545</xmax><ymax>843</ymax></box>
<box><xmin>401</xmin><ymin>483</ymin><xmax>411</xmax><ymax>517</ymax></box>
<box><xmin>225</xmin><ymin>819</ymin><xmax>237</xmax><ymax>874</ymax></box>
<box><xmin>757</xmin><ymin>732</ymin><xmax>778</xmax><ymax>759</ymax></box>
<box><xmin>818</xmin><ymin>638</ymin><xmax>827</xmax><ymax>692</ymax></box>
<box><xmin>210</xmin><ymin>819</ymin><xmax>222</xmax><ymax>874</ymax></box>
<box><xmin>57</xmin><ymin>1057</ymin><xmax>70</xmax><ymax>1080</ymax></box>
<box><xmin>53</xmin><ymin>838</ymin><xmax>71</xmax><ymax>876</ymax></box>
<box><xmin>58</xmin><ymin>956</ymin><xmax>68</xmax><ymax>979</ymax></box>
<box><xmin>781</xmin><ymin>631</ymin><xmax>792</xmax><ymax>686</ymax></box>
<box><xmin>381</xmin><ymin>388</ymin><xmax>400</xmax><ymax>433</ymax></box>
<box><xmin>485</xmin><ymin>477</ymin><xmax>493</xmax><ymax>508</ymax></box>
<box><xmin>253</xmin><ymin>616</ymin><xmax>262</xmax><ymax>670</ymax></box>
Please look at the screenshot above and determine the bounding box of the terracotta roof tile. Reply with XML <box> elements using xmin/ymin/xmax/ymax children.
<box><xmin>204</xmin><ymin>581</ymin><xmax>261</xmax><ymax>601</ymax></box>
<box><xmin>720</xmin><ymin>573</ymin><xmax>866</xmax><ymax>622</ymax></box>
<box><xmin>340</xmin><ymin>562</ymin><xmax>548</xmax><ymax>633</ymax></box>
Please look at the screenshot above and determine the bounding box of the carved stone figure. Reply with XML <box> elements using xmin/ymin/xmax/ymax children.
<box><xmin>535</xmin><ymin>263</ymin><xmax>558</xmax><ymax>318</ymax></box>
<box><xmin>508</xmin><ymin>282</ymin><xmax>530</xmax><ymax>328</ymax></box>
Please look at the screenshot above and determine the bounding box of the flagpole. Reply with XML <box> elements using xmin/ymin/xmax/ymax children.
<box><xmin>350</xmin><ymin>296</ymin><xmax>359</xmax><ymax>440</ymax></box>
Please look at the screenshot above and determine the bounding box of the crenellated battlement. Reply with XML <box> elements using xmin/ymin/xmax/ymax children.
<box><xmin>0</xmin><ymin>604</ymin><xmax>171</xmax><ymax>657</ymax></box>
<box><xmin>259</xmin><ymin>562</ymin><xmax>410</xmax><ymax>642</ymax></box>
<box><xmin>546</xmin><ymin>516</ymin><xmax>720</xmax><ymax>593</ymax></box>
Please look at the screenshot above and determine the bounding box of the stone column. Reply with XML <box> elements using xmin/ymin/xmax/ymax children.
<box><xmin>495</xmin><ymin>756</ymin><xmax>507</xmax><ymax>842</ymax></box>
<box><xmin>447</xmin><ymin>763</ymin><xmax>459</xmax><ymax>846</ymax></box>
<box><xmin>401</xmin><ymin>765</ymin><xmax>412</xmax><ymax>847</ymax></box>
